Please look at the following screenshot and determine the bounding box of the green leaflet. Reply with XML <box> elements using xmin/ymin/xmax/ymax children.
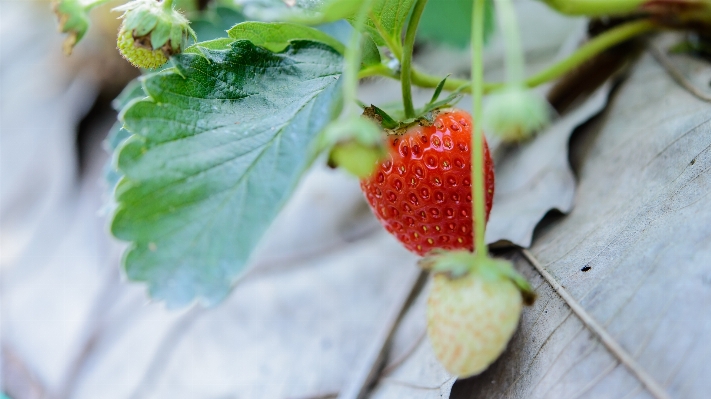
<box><xmin>234</xmin><ymin>0</ymin><xmax>414</xmax><ymax>50</ymax></box>
<box><xmin>186</xmin><ymin>22</ymin><xmax>346</xmax><ymax>55</ymax></box>
<box><xmin>356</xmin><ymin>0</ymin><xmax>416</xmax><ymax>47</ymax></box>
<box><xmin>227</xmin><ymin>22</ymin><xmax>346</xmax><ymax>53</ymax></box>
<box><xmin>112</xmin><ymin>40</ymin><xmax>343</xmax><ymax>307</ymax></box>
<box><xmin>104</xmin><ymin>80</ymin><xmax>146</xmax><ymax>190</ymax></box>
<box><xmin>360</xmin><ymin>33</ymin><xmax>382</xmax><ymax>66</ymax></box>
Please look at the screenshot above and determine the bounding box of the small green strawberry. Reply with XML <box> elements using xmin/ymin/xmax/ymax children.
<box><xmin>116</xmin><ymin>27</ymin><xmax>169</xmax><ymax>69</ymax></box>
<box><xmin>114</xmin><ymin>0</ymin><xmax>196</xmax><ymax>69</ymax></box>
<box><xmin>320</xmin><ymin>116</ymin><xmax>387</xmax><ymax>179</ymax></box>
<box><xmin>422</xmin><ymin>251</ymin><xmax>534</xmax><ymax>377</ymax></box>
<box><xmin>483</xmin><ymin>86</ymin><xmax>551</xmax><ymax>142</ymax></box>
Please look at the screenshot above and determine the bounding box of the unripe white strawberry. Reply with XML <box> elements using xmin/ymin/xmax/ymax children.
<box><xmin>421</xmin><ymin>251</ymin><xmax>534</xmax><ymax>377</ymax></box>
<box><xmin>114</xmin><ymin>0</ymin><xmax>196</xmax><ymax>69</ymax></box>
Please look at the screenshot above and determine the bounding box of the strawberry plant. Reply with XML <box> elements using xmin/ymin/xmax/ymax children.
<box><xmin>52</xmin><ymin>0</ymin><xmax>711</xmax><ymax>380</ymax></box>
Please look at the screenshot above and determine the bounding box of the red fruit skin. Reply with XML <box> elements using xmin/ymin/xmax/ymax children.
<box><xmin>360</xmin><ymin>109</ymin><xmax>494</xmax><ymax>256</ymax></box>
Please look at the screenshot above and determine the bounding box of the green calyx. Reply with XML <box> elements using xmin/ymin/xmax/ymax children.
<box><xmin>320</xmin><ymin>116</ymin><xmax>387</xmax><ymax>179</ymax></box>
<box><xmin>418</xmin><ymin>250</ymin><xmax>536</xmax><ymax>305</ymax></box>
<box><xmin>53</xmin><ymin>0</ymin><xmax>90</xmax><ymax>55</ymax></box>
<box><xmin>483</xmin><ymin>85</ymin><xmax>551</xmax><ymax>142</ymax></box>
<box><xmin>363</xmin><ymin>76</ymin><xmax>466</xmax><ymax>134</ymax></box>
<box><xmin>114</xmin><ymin>0</ymin><xmax>197</xmax><ymax>57</ymax></box>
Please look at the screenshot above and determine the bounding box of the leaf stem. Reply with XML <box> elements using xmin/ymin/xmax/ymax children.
<box><xmin>344</xmin><ymin>0</ymin><xmax>376</xmax><ymax>107</ymax></box>
<box><xmin>471</xmin><ymin>0</ymin><xmax>487</xmax><ymax>259</ymax></box>
<box><xmin>358</xmin><ymin>63</ymin><xmax>399</xmax><ymax>80</ymax></box>
<box><xmin>401</xmin><ymin>0</ymin><xmax>429</xmax><ymax>119</ymax></box>
<box><xmin>362</xmin><ymin>19</ymin><xmax>657</xmax><ymax>93</ymax></box>
<box><xmin>540</xmin><ymin>0</ymin><xmax>645</xmax><ymax>16</ymax></box>
<box><xmin>524</xmin><ymin>19</ymin><xmax>655</xmax><ymax>87</ymax></box>
<box><xmin>163</xmin><ymin>0</ymin><xmax>174</xmax><ymax>11</ymax></box>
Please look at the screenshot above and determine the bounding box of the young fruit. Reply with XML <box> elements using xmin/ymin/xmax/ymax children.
<box><xmin>114</xmin><ymin>0</ymin><xmax>196</xmax><ymax>69</ymax></box>
<box><xmin>427</xmin><ymin>260</ymin><xmax>523</xmax><ymax>377</ymax></box>
<box><xmin>116</xmin><ymin>27</ymin><xmax>169</xmax><ymax>69</ymax></box>
<box><xmin>483</xmin><ymin>86</ymin><xmax>551</xmax><ymax>142</ymax></box>
<box><xmin>359</xmin><ymin>109</ymin><xmax>494</xmax><ymax>256</ymax></box>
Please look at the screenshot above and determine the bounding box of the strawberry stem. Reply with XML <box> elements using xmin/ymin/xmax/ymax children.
<box><xmin>344</xmin><ymin>0</ymin><xmax>376</xmax><ymax>108</ymax></box>
<box><xmin>401</xmin><ymin>0</ymin><xmax>429</xmax><ymax>119</ymax></box>
<box><xmin>540</xmin><ymin>0</ymin><xmax>645</xmax><ymax>16</ymax></box>
<box><xmin>470</xmin><ymin>0</ymin><xmax>487</xmax><ymax>259</ymax></box>
<box><xmin>497</xmin><ymin>0</ymin><xmax>525</xmax><ymax>85</ymax></box>
<box><xmin>524</xmin><ymin>19</ymin><xmax>655</xmax><ymax>87</ymax></box>
<box><xmin>360</xmin><ymin>19</ymin><xmax>657</xmax><ymax>93</ymax></box>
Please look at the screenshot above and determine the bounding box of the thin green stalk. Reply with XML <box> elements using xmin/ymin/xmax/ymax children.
<box><xmin>344</xmin><ymin>0</ymin><xmax>376</xmax><ymax>107</ymax></box>
<box><xmin>541</xmin><ymin>0</ymin><xmax>644</xmax><ymax>16</ymax></box>
<box><xmin>364</xmin><ymin>19</ymin><xmax>657</xmax><ymax>93</ymax></box>
<box><xmin>162</xmin><ymin>0</ymin><xmax>174</xmax><ymax>11</ymax></box>
<box><xmin>401</xmin><ymin>0</ymin><xmax>429</xmax><ymax>118</ymax></box>
<box><xmin>358</xmin><ymin>64</ymin><xmax>399</xmax><ymax>80</ymax></box>
<box><xmin>86</xmin><ymin>0</ymin><xmax>115</xmax><ymax>10</ymax></box>
<box><xmin>411</xmin><ymin>69</ymin><xmax>496</xmax><ymax>92</ymax></box>
<box><xmin>497</xmin><ymin>0</ymin><xmax>525</xmax><ymax>85</ymax></box>
<box><xmin>525</xmin><ymin>19</ymin><xmax>655</xmax><ymax>86</ymax></box>
<box><xmin>471</xmin><ymin>0</ymin><xmax>487</xmax><ymax>259</ymax></box>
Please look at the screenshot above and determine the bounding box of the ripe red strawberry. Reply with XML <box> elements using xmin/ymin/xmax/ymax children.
<box><xmin>360</xmin><ymin>109</ymin><xmax>494</xmax><ymax>256</ymax></box>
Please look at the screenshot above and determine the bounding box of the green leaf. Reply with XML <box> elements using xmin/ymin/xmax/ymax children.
<box><xmin>105</xmin><ymin>80</ymin><xmax>146</xmax><ymax>191</ymax></box>
<box><xmin>360</xmin><ymin>33</ymin><xmax>381</xmax><ymax>67</ymax></box>
<box><xmin>104</xmin><ymin>125</ymin><xmax>133</xmax><ymax>190</ymax></box>
<box><xmin>111</xmin><ymin>40</ymin><xmax>343</xmax><ymax>306</ymax></box>
<box><xmin>345</xmin><ymin>0</ymin><xmax>415</xmax><ymax>48</ymax></box>
<box><xmin>112</xmin><ymin>79</ymin><xmax>146</xmax><ymax>112</ymax></box>
<box><xmin>227</xmin><ymin>22</ymin><xmax>345</xmax><ymax>53</ymax></box>
<box><xmin>233</xmin><ymin>0</ymin><xmax>414</xmax><ymax>55</ymax></box>
<box><xmin>418</xmin><ymin>0</ymin><xmax>495</xmax><ymax>48</ymax></box>
<box><xmin>185</xmin><ymin>37</ymin><xmax>235</xmax><ymax>52</ymax></box>
<box><xmin>235</xmin><ymin>0</ymin><xmax>361</xmax><ymax>25</ymax></box>
<box><xmin>187</xmin><ymin>22</ymin><xmax>352</xmax><ymax>64</ymax></box>
<box><xmin>361</xmin><ymin>0</ymin><xmax>415</xmax><ymax>47</ymax></box>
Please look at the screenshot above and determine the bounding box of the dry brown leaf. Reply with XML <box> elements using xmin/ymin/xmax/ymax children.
<box><xmin>486</xmin><ymin>83</ymin><xmax>612</xmax><ymax>248</ymax></box>
<box><xmin>451</xmin><ymin>50</ymin><xmax>711</xmax><ymax>399</ymax></box>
